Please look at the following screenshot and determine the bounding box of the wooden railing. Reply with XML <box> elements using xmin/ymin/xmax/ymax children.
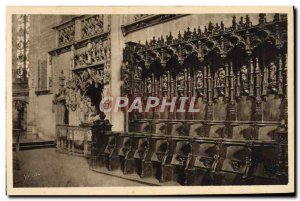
<box><xmin>56</xmin><ymin>124</ymin><xmax>93</xmax><ymax>157</ymax></box>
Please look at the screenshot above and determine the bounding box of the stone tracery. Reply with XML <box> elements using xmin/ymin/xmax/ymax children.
<box><xmin>81</xmin><ymin>15</ymin><xmax>104</xmax><ymax>38</ymax></box>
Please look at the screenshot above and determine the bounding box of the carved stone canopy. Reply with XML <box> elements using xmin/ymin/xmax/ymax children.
<box><xmin>53</xmin><ymin>66</ymin><xmax>109</xmax><ymax>125</ymax></box>
<box><xmin>127</xmin><ymin>14</ymin><xmax>287</xmax><ymax>74</ymax></box>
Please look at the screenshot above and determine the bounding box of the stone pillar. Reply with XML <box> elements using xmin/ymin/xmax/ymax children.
<box><xmin>110</xmin><ymin>15</ymin><xmax>125</xmax><ymax>132</ymax></box>
<box><xmin>26</xmin><ymin>15</ymin><xmax>38</xmax><ymax>137</ymax></box>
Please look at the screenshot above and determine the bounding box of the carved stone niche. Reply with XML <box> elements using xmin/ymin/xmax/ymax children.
<box><xmin>235</xmin><ymin>63</ymin><xmax>253</xmax><ymax>122</ymax></box>
<box><xmin>170</xmin><ymin>139</ymin><xmax>192</xmax><ymax>185</ymax></box>
<box><xmin>133</xmin><ymin>136</ymin><xmax>153</xmax><ymax>178</ymax></box>
<box><xmin>117</xmin><ymin>134</ymin><xmax>136</xmax><ymax>174</ymax></box>
<box><xmin>103</xmin><ymin>132</ymin><xmax>120</xmax><ymax>171</ymax></box>
<box><xmin>217</xmin><ymin>142</ymin><xmax>254</xmax><ymax>185</ymax></box>
<box><xmin>212</xmin><ymin>65</ymin><xmax>228</xmax><ymax>121</ymax></box>
<box><xmin>150</xmin><ymin>138</ymin><xmax>173</xmax><ymax>182</ymax></box>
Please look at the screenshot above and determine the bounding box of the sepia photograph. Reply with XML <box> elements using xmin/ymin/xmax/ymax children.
<box><xmin>6</xmin><ymin>6</ymin><xmax>294</xmax><ymax>195</ymax></box>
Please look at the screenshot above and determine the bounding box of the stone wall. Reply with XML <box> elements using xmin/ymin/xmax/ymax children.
<box><xmin>27</xmin><ymin>15</ymin><xmax>75</xmax><ymax>139</ymax></box>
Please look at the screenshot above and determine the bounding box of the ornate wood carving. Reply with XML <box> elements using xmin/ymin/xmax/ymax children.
<box><xmin>81</xmin><ymin>15</ymin><xmax>104</xmax><ymax>39</ymax></box>
<box><xmin>121</xmin><ymin>14</ymin><xmax>189</xmax><ymax>36</ymax></box>
<box><xmin>58</xmin><ymin>23</ymin><xmax>75</xmax><ymax>46</ymax></box>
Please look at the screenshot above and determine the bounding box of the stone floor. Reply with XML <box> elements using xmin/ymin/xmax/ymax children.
<box><xmin>13</xmin><ymin>148</ymin><xmax>146</xmax><ymax>187</ymax></box>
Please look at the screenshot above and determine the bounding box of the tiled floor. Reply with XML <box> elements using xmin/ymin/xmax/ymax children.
<box><xmin>13</xmin><ymin>148</ymin><xmax>146</xmax><ymax>187</ymax></box>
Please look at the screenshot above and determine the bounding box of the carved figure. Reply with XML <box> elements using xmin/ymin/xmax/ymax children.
<box><xmin>195</xmin><ymin>70</ymin><xmax>203</xmax><ymax>89</ymax></box>
<box><xmin>134</xmin><ymin>66</ymin><xmax>142</xmax><ymax>79</ymax></box>
<box><xmin>241</xmin><ymin>65</ymin><xmax>249</xmax><ymax>94</ymax></box>
<box><xmin>162</xmin><ymin>73</ymin><xmax>168</xmax><ymax>91</ymax></box>
<box><xmin>146</xmin><ymin>77</ymin><xmax>152</xmax><ymax>93</ymax></box>
<box><xmin>216</xmin><ymin>67</ymin><xmax>225</xmax><ymax>96</ymax></box>
<box><xmin>269</xmin><ymin>62</ymin><xmax>277</xmax><ymax>92</ymax></box>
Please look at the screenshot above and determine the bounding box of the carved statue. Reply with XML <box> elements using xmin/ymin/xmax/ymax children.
<box><xmin>195</xmin><ymin>70</ymin><xmax>203</xmax><ymax>89</ymax></box>
<box><xmin>162</xmin><ymin>73</ymin><xmax>168</xmax><ymax>91</ymax></box>
<box><xmin>216</xmin><ymin>67</ymin><xmax>226</xmax><ymax>96</ymax></box>
<box><xmin>134</xmin><ymin>66</ymin><xmax>142</xmax><ymax>79</ymax></box>
<box><xmin>86</xmin><ymin>43</ymin><xmax>93</xmax><ymax>65</ymax></box>
<box><xmin>241</xmin><ymin>65</ymin><xmax>249</xmax><ymax>94</ymax></box>
<box><xmin>122</xmin><ymin>62</ymin><xmax>130</xmax><ymax>88</ymax></box>
<box><xmin>78</xmin><ymin>53</ymin><xmax>85</xmax><ymax>66</ymax></box>
<box><xmin>177</xmin><ymin>72</ymin><xmax>185</xmax><ymax>96</ymax></box>
<box><xmin>79</xmin><ymin>96</ymin><xmax>100</xmax><ymax>125</ymax></box>
<box><xmin>216</xmin><ymin>68</ymin><xmax>225</xmax><ymax>87</ymax></box>
<box><xmin>268</xmin><ymin>62</ymin><xmax>277</xmax><ymax>93</ymax></box>
<box><xmin>146</xmin><ymin>77</ymin><xmax>152</xmax><ymax>94</ymax></box>
<box><xmin>88</xmin><ymin>68</ymin><xmax>104</xmax><ymax>88</ymax></box>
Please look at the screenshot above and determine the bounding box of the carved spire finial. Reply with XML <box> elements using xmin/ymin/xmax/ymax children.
<box><xmin>167</xmin><ymin>32</ymin><xmax>173</xmax><ymax>43</ymax></box>
<box><xmin>197</xmin><ymin>26</ymin><xmax>202</xmax><ymax>35</ymax></box>
<box><xmin>161</xmin><ymin>35</ymin><xmax>164</xmax><ymax>43</ymax></box>
<box><xmin>239</xmin><ymin>16</ymin><xmax>244</xmax><ymax>27</ymax></box>
<box><xmin>208</xmin><ymin>21</ymin><xmax>214</xmax><ymax>32</ymax></box>
<box><xmin>245</xmin><ymin>15</ymin><xmax>251</xmax><ymax>28</ymax></box>
<box><xmin>178</xmin><ymin>31</ymin><xmax>182</xmax><ymax>39</ymax></box>
<box><xmin>259</xmin><ymin>13</ymin><xmax>267</xmax><ymax>27</ymax></box>
<box><xmin>220</xmin><ymin>21</ymin><xmax>224</xmax><ymax>32</ymax></box>
<box><xmin>232</xmin><ymin>16</ymin><xmax>237</xmax><ymax>30</ymax></box>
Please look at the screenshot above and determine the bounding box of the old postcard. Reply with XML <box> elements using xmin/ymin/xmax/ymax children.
<box><xmin>6</xmin><ymin>6</ymin><xmax>294</xmax><ymax>195</ymax></box>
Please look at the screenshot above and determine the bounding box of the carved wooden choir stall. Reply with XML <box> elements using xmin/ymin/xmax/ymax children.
<box><xmin>55</xmin><ymin>14</ymin><xmax>288</xmax><ymax>186</ymax></box>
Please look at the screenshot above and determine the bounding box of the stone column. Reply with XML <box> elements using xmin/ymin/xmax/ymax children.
<box><xmin>110</xmin><ymin>15</ymin><xmax>125</xmax><ymax>132</ymax></box>
<box><xmin>26</xmin><ymin>15</ymin><xmax>38</xmax><ymax>137</ymax></box>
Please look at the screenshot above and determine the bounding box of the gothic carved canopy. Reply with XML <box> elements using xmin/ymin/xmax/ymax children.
<box><xmin>122</xmin><ymin>13</ymin><xmax>288</xmax><ymax>122</ymax></box>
